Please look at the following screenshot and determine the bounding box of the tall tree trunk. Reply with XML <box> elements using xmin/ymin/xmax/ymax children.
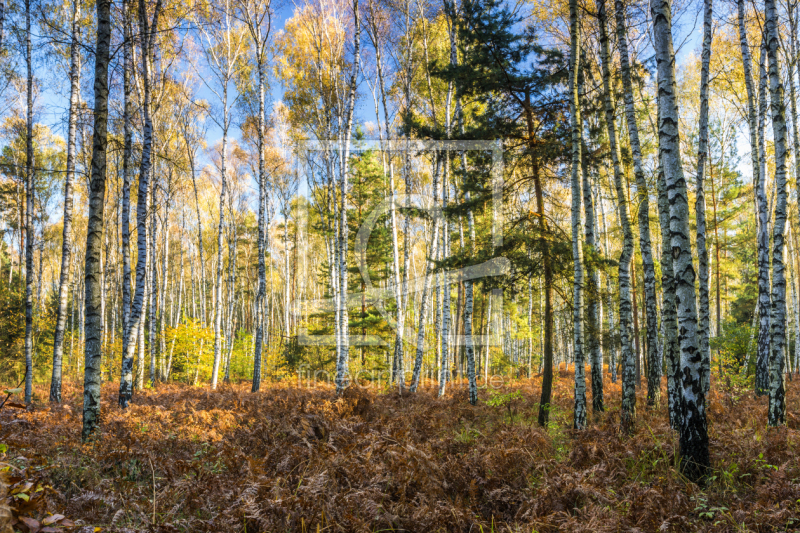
<box><xmin>651</xmin><ymin>0</ymin><xmax>709</xmax><ymax>481</ymax></box>
<box><xmin>82</xmin><ymin>0</ymin><xmax>111</xmax><ymax>440</ymax></box>
<box><xmin>50</xmin><ymin>0</ymin><xmax>81</xmax><ymax>403</ymax></box>
<box><xmin>23</xmin><ymin>0</ymin><xmax>34</xmax><ymax>406</ymax></box>
<box><xmin>597</xmin><ymin>0</ymin><xmax>636</xmax><ymax>432</ymax></box>
<box><xmin>438</xmin><ymin>156</ymin><xmax>451</xmax><ymax>398</ymax></box>
<box><xmin>526</xmin><ymin>121</ymin><xmax>554</xmax><ymax>427</ymax></box>
<box><xmin>765</xmin><ymin>0</ymin><xmax>789</xmax><ymax>427</ymax></box>
<box><xmin>252</xmin><ymin>50</ymin><xmax>267</xmax><ymax>393</ymax></box>
<box><xmin>149</xmin><ymin>175</ymin><xmax>159</xmax><ymax>386</ymax></box>
<box><xmin>568</xmin><ymin>0</ymin><xmax>586</xmax><ymax>430</ymax></box>
<box><xmin>119</xmin><ymin>0</ymin><xmax>133</xmax><ymax>406</ymax></box>
<box><xmin>581</xmin><ymin>145</ymin><xmax>602</xmax><ymax>412</ymax></box>
<box><xmin>211</xmin><ymin>88</ymin><xmax>230</xmax><ymax>390</ymax></box>
<box><xmin>736</xmin><ymin>0</ymin><xmax>761</xmax><ymax>382</ymax></box>
<box><xmin>751</xmin><ymin>26</ymin><xmax>772</xmax><ymax>397</ymax></box>
<box><xmin>120</xmin><ymin>0</ymin><xmax>162</xmax><ymax>407</ymax></box>
<box><xmin>694</xmin><ymin>0</ymin><xmax>712</xmax><ymax>394</ymax></box>
<box><xmin>334</xmin><ymin>0</ymin><xmax>360</xmax><ymax>394</ymax></box>
<box><xmin>613</xmin><ymin>0</ymin><xmax>660</xmax><ymax>406</ymax></box>
<box><xmin>410</xmin><ymin>158</ymin><xmax>441</xmax><ymax>392</ymax></box>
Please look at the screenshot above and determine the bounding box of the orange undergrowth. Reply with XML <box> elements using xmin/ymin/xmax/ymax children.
<box><xmin>2</xmin><ymin>372</ymin><xmax>800</xmax><ymax>532</ymax></box>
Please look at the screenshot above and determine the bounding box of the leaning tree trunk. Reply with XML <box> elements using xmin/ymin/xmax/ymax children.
<box><xmin>23</xmin><ymin>0</ymin><xmax>35</xmax><ymax>406</ymax></box>
<box><xmin>764</xmin><ymin>0</ymin><xmax>789</xmax><ymax>427</ymax></box>
<box><xmin>50</xmin><ymin>0</ymin><xmax>81</xmax><ymax>403</ymax></box>
<box><xmin>82</xmin><ymin>0</ymin><xmax>111</xmax><ymax>441</ymax></box>
<box><xmin>693</xmin><ymin>0</ymin><xmax>712</xmax><ymax>394</ymax></box>
<box><xmin>613</xmin><ymin>0</ymin><xmax>660</xmax><ymax>406</ymax></box>
<box><xmin>651</xmin><ymin>0</ymin><xmax>709</xmax><ymax>482</ymax></box>
<box><xmin>568</xmin><ymin>0</ymin><xmax>586</xmax><ymax>430</ymax></box>
<box><xmin>597</xmin><ymin>0</ymin><xmax>635</xmax><ymax>433</ymax></box>
<box><xmin>736</xmin><ymin>0</ymin><xmax>766</xmax><ymax>385</ymax></box>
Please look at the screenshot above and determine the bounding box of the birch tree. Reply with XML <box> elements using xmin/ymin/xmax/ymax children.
<box><xmin>82</xmin><ymin>0</ymin><xmax>111</xmax><ymax>440</ymax></box>
<box><xmin>693</xmin><ymin>0</ymin><xmax>712</xmax><ymax>395</ymax></box>
<box><xmin>612</xmin><ymin>0</ymin><xmax>659</xmax><ymax>406</ymax></box>
<box><xmin>651</xmin><ymin>0</ymin><xmax>709</xmax><ymax>480</ymax></box>
<box><xmin>764</xmin><ymin>0</ymin><xmax>789</xmax><ymax>427</ymax></box>
<box><xmin>195</xmin><ymin>0</ymin><xmax>247</xmax><ymax>389</ymax></box>
<box><xmin>23</xmin><ymin>0</ymin><xmax>33</xmax><ymax>405</ymax></box>
<box><xmin>240</xmin><ymin>0</ymin><xmax>273</xmax><ymax>393</ymax></box>
<box><xmin>49</xmin><ymin>0</ymin><xmax>81</xmax><ymax>403</ymax></box>
<box><xmin>568</xmin><ymin>0</ymin><xmax>586</xmax><ymax>429</ymax></box>
<box><xmin>597</xmin><ymin>0</ymin><xmax>635</xmax><ymax>432</ymax></box>
<box><xmin>120</xmin><ymin>0</ymin><xmax>164</xmax><ymax>407</ymax></box>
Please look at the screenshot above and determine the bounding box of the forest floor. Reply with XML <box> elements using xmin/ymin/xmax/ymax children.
<box><xmin>1</xmin><ymin>371</ymin><xmax>800</xmax><ymax>532</ymax></box>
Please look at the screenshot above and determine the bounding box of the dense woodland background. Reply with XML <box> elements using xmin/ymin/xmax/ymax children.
<box><xmin>0</xmin><ymin>0</ymin><xmax>798</xmax><ymax>528</ymax></box>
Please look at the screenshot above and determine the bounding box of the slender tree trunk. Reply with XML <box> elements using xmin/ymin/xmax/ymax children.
<box><xmin>211</xmin><ymin>87</ymin><xmax>230</xmax><ymax>390</ymax></box>
<box><xmin>651</xmin><ymin>0</ymin><xmax>709</xmax><ymax>481</ymax></box>
<box><xmin>120</xmin><ymin>0</ymin><xmax>162</xmax><ymax>407</ymax></box>
<box><xmin>528</xmin><ymin>140</ymin><xmax>554</xmax><ymax>426</ymax></box>
<box><xmin>765</xmin><ymin>0</ymin><xmax>789</xmax><ymax>426</ymax></box>
<box><xmin>252</xmin><ymin>55</ymin><xmax>267</xmax><ymax>392</ymax></box>
<box><xmin>694</xmin><ymin>0</ymin><xmax>712</xmax><ymax>394</ymax></box>
<box><xmin>334</xmin><ymin>0</ymin><xmax>360</xmax><ymax>394</ymax></box>
<box><xmin>597</xmin><ymin>0</ymin><xmax>635</xmax><ymax>432</ymax></box>
<box><xmin>149</xmin><ymin>176</ymin><xmax>159</xmax><ymax>386</ymax></box>
<box><xmin>119</xmin><ymin>0</ymin><xmax>133</xmax><ymax>405</ymax></box>
<box><xmin>23</xmin><ymin>0</ymin><xmax>34</xmax><ymax>406</ymax></box>
<box><xmin>410</xmin><ymin>158</ymin><xmax>441</xmax><ymax>392</ymax></box>
<box><xmin>581</xmin><ymin>145</ymin><xmax>602</xmax><ymax>412</ymax></box>
<box><xmin>751</xmin><ymin>28</ymin><xmax>772</xmax><ymax>397</ymax></box>
<box><xmin>50</xmin><ymin>0</ymin><xmax>81</xmax><ymax>403</ymax></box>
<box><xmin>613</xmin><ymin>0</ymin><xmax>660</xmax><ymax>406</ymax></box>
<box><xmin>82</xmin><ymin>0</ymin><xmax>111</xmax><ymax>440</ymax></box>
<box><xmin>568</xmin><ymin>0</ymin><xmax>586</xmax><ymax>429</ymax></box>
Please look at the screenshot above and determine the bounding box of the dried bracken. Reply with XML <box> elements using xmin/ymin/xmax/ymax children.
<box><xmin>1</xmin><ymin>373</ymin><xmax>799</xmax><ymax>532</ymax></box>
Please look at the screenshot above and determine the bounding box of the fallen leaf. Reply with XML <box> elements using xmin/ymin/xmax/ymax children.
<box><xmin>19</xmin><ymin>516</ymin><xmax>40</xmax><ymax>533</ymax></box>
<box><xmin>42</xmin><ymin>514</ymin><xmax>64</xmax><ymax>526</ymax></box>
